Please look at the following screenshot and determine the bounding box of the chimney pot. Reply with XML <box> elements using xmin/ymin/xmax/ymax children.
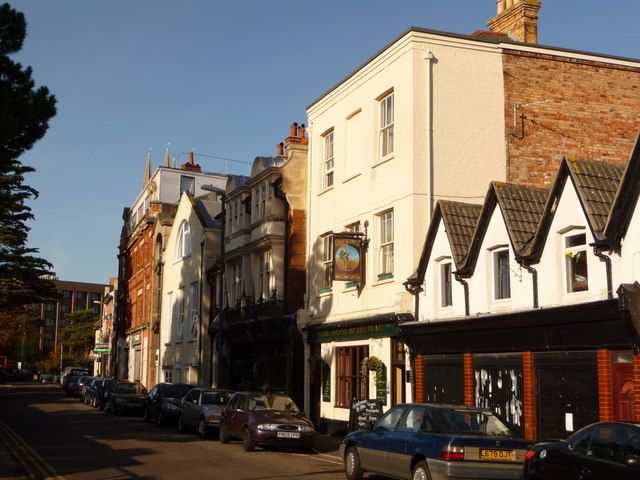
<box><xmin>299</xmin><ymin>123</ymin><xmax>306</xmax><ymax>138</ymax></box>
<box><xmin>290</xmin><ymin>123</ymin><xmax>299</xmax><ymax>137</ymax></box>
<box><xmin>276</xmin><ymin>142</ymin><xmax>284</xmax><ymax>157</ymax></box>
<box><xmin>497</xmin><ymin>0</ymin><xmax>505</xmax><ymax>14</ymax></box>
<box><xmin>189</xmin><ymin>152</ymin><xmax>194</xmax><ymax>164</ymax></box>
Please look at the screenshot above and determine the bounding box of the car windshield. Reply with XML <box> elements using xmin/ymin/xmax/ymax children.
<box><xmin>165</xmin><ymin>385</ymin><xmax>192</xmax><ymax>397</ymax></box>
<box><xmin>440</xmin><ymin>409</ymin><xmax>515</xmax><ymax>437</ymax></box>
<box><xmin>203</xmin><ymin>391</ymin><xmax>233</xmax><ymax>405</ymax></box>
<box><xmin>248</xmin><ymin>394</ymin><xmax>300</xmax><ymax>414</ymax></box>
<box><xmin>117</xmin><ymin>383</ymin><xmax>147</xmax><ymax>394</ymax></box>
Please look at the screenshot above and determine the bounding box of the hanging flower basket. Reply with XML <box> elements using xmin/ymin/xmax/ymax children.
<box><xmin>361</xmin><ymin>356</ymin><xmax>385</xmax><ymax>387</ymax></box>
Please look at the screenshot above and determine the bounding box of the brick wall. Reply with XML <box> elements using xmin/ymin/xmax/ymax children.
<box><xmin>634</xmin><ymin>354</ymin><xmax>640</xmax><ymax>421</ymax></box>
<box><xmin>503</xmin><ymin>50</ymin><xmax>640</xmax><ymax>187</ymax></box>
<box><xmin>522</xmin><ymin>351</ymin><xmax>536</xmax><ymax>440</ymax></box>
<box><xmin>414</xmin><ymin>354</ymin><xmax>424</xmax><ymax>402</ymax></box>
<box><xmin>464</xmin><ymin>353</ymin><xmax>474</xmax><ymax>407</ymax></box>
<box><xmin>597</xmin><ymin>349</ymin><xmax>613</xmax><ymax>421</ymax></box>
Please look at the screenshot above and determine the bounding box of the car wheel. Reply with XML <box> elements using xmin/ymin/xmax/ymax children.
<box><xmin>242</xmin><ymin>428</ymin><xmax>255</xmax><ymax>452</ymax></box>
<box><xmin>412</xmin><ymin>461</ymin><xmax>432</xmax><ymax>480</ymax></box>
<box><xmin>344</xmin><ymin>446</ymin><xmax>364</xmax><ymax>480</ymax></box>
<box><xmin>177</xmin><ymin>415</ymin><xmax>186</xmax><ymax>433</ymax></box>
<box><xmin>198</xmin><ymin>419</ymin><xmax>209</xmax><ymax>439</ymax></box>
<box><xmin>143</xmin><ymin>408</ymin><xmax>151</xmax><ymax>423</ymax></box>
<box><xmin>219</xmin><ymin>422</ymin><xmax>230</xmax><ymax>443</ymax></box>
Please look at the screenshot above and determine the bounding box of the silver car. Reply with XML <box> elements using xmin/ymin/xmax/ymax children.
<box><xmin>178</xmin><ymin>388</ymin><xmax>234</xmax><ymax>438</ymax></box>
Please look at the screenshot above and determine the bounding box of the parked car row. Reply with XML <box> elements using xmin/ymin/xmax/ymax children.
<box><xmin>339</xmin><ymin>402</ymin><xmax>640</xmax><ymax>480</ymax></box>
<box><xmin>65</xmin><ymin>379</ymin><xmax>317</xmax><ymax>454</ymax></box>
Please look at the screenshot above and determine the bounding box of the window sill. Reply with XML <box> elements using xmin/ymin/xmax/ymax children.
<box><xmin>342</xmin><ymin>172</ymin><xmax>362</xmax><ymax>184</ymax></box>
<box><xmin>372</xmin><ymin>154</ymin><xmax>395</xmax><ymax>169</ymax></box>
<box><xmin>318</xmin><ymin>185</ymin><xmax>334</xmax><ymax>196</ymax></box>
<box><xmin>319</xmin><ymin>287</ymin><xmax>333</xmax><ymax>295</ymax></box>
<box><xmin>377</xmin><ymin>273</ymin><xmax>394</xmax><ymax>282</ymax></box>
<box><xmin>345</xmin><ymin>281</ymin><xmax>360</xmax><ymax>290</ymax></box>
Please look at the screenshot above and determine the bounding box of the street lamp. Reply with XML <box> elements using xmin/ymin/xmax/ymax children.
<box><xmin>202</xmin><ymin>184</ymin><xmax>226</xmax><ymax>387</ymax></box>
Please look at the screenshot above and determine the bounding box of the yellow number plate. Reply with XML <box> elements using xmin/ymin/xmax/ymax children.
<box><xmin>480</xmin><ymin>449</ymin><xmax>513</xmax><ymax>460</ymax></box>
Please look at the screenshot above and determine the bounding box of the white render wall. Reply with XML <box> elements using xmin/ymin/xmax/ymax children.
<box><xmin>305</xmin><ymin>29</ymin><xmax>509</xmax><ymax>423</ymax></box>
<box><xmin>306</xmin><ymin>30</ymin><xmax>507</xmax><ymax>323</ymax></box>
<box><xmin>419</xmin><ymin>178</ymin><xmax>616</xmax><ymax>324</ymax></box>
<box><xmin>159</xmin><ymin>193</ymin><xmax>219</xmax><ymax>386</ymax></box>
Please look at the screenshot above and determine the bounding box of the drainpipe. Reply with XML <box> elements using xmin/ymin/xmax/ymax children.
<box><xmin>593</xmin><ymin>244</ymin><xmax>613</xmax><ymax>300</ymax></box>
<box><xmin>454</xmin><ymin>274</ymin><xmax>470</xmax><ymax>316</ymax></box>
<box><xmin>424</xmin><ymin>49</ymin><xmax>435</xmax><ymax>216</ymax></box>
<box><xmin>518</xmin><ymin>260</ymin><xmax>539</xmax><ymax>309</ymax></box>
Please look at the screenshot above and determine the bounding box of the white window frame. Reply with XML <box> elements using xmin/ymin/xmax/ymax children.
<box><xmin>323</xmin><ymin>130</ymin><xmax>334</xmax><ymax>189</ymax></box>
<box><xmin>564</xmin><ymin>230</ymin><xmax>588</xmax><ymax>293</ymax></box>
<box><xmin>439</xmin><ymin>260</ymin><xmax>453</xmax><ymax>308</ymax></box>
<box><xmin>165</xmin><ymin>291</ymin><xmax>173</xmax><ymax>344</ymax></box>
<box><xmin>259</xmin><ymin>250</ymin><xmax>272</xmax><ymax>301</ymax></box>
<box><xmin>189</xmin><ymin>282</ymin><xmax>198</xmax><ymax>339</ymax></box>
<box><xmin>378</xmin><ymin>210</ymin><xmax>394</xmax><ymax>277</ymax></box>
<box><xmin>176</xmin><ymin>288</ymin><xmax>184</xmax><ymax>340</ymax></box>
<box><xmin>492</xmin><ymin>248</ymin><xmax>511</xmax><ymax>300</ymax></box>
<box><xmin>176</xmin><ymin>221</ymin><xmax>192</xmax><ymax>260</ymax></box>
<box><xmin>379</xmin><ymin>91</ymin><xmax>394</xmax><ymax>158</ymax></box>
<box><xmin>320</xmin><ymin>235</ymin><xmax>333</xmax><ymax>291</ymax></box>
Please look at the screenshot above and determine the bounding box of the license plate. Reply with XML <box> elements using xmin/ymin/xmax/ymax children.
<box><xmin>479</xmin><ymin>449</ymin><xmax>513</xmax><ymax>460</ymax></box>
<box><xmin>276</xmin><ymin>431</ymin><xmax>300</xmax><ymax>439</ymax></box>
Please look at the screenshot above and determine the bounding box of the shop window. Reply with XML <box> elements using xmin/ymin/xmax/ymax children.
<box><xmin>336</xmin><ymin>345</ymin><xmax>369</xmax><ymax>408</ymax></box>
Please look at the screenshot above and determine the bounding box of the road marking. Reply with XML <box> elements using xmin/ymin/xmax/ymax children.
<box><xmin>0</xmin><ymin>419</ymin><xmax>65</xmax><ymax>480</ymax></box>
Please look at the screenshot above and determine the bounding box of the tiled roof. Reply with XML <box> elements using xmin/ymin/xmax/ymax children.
<box><xmin>493</xmin><ymin>182</ymin><xmax>549</xmax><ymax>254</ymax></box>
<box><xmin>439</xmin><ymin>201</ymin><xmax>483</xmax><ymax>266</ymax></box>
<box><xmin>566</xmin><ymin>158</ymin><xmax>625</xmax><ymax>235</ymax></box>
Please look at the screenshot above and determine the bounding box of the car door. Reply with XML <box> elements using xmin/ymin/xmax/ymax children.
<box><xmin>227</xmin><ymin>393</ymin><xmax>248</xmax><ymax>438</ymax></box>
<box><xmin>358</xmin><ymin>406</ymin><xmax>407</xmax><ymax>476</ymax></box>
<box><xmin>573</xmin><ymin>425</ymin><xmax>640</xmax><ymax>480</ymax></box>
<box><xmin>386</xmin><ymin>406</ymin><xmax>434</xmax><ymax>479</ymax></box>
<box><xmin>181</xmin><ymin>389</ymin><xmax>199</xmax><ymax>428</ymax></box>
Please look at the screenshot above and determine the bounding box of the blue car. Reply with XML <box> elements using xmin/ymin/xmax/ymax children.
<box><xmin>522</xmin><ymin>421</ymin><xmax>640</xmax><ymax>480</ymax></box>
<box><xmin>340</xmin><ymin>402</ymin><xmax>532</xmax><ymax>480</ymax></box>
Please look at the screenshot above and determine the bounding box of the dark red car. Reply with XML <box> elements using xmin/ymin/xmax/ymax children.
<box><xmin>219</xmin><ymin>392</ymin><xmax>315</xmax><ymax>452</ymax></box>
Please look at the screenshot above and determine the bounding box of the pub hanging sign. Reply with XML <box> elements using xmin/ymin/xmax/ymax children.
<box><xmin>333</xmin><ymin>234</ymin><xmax>364</xmax><ymax>282</ymax></box>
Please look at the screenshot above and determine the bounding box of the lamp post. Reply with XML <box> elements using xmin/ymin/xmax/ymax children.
<box><xmin>202</xmin><ymin>184</ymin><xmax>226</xmax><ymax>388</ymax></box>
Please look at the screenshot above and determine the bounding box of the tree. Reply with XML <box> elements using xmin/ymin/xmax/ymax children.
<box><xmin>59</xmin><ymin>309</ymin><xmax>98</xmax><ymax>361</ymax></box>
<box><xmin>0</xmin><ymin>3</ymin><xmax>58</xmax><ymax>330</ymax></box>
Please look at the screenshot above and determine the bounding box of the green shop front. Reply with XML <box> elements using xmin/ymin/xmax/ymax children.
<box><xmin>304</xmin><ymin>313</ymin><xmax>413</xmax><ymax>434</ymax></box>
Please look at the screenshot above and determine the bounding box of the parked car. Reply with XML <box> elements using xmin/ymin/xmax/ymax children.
<box><xmin>41</xmin><ymin>373</ymin><xmax>54</xmax><ymax>384</ymax></box>
<box><xmin>73</xmin><ymin>375</ymin><xmax>94</xmax><ymax>399</ymax></box>
<box><xmin>105</xmin><ymin>381</ymin><xmax>148</xmax><ymax>415</ymax></box>
<box><xmin>63</xmin><ymin>375</ymin><xmax>81</xmax><ymax>395</ymax></box>
<box><xmin>82</xmin><ymin>377</ymin><xmax>104</xmax><ymax>405</ymax></box>
<box><xmin>340</xmin><ymin>402</ymin><xmax>533</xmax><ymax>480</ymax></box>
<box><xmin>96</xmin><ymin>378</ymin><xmax>117</xmax><ymax>410</ymax></box>
<box><xmin>219</xmin><ymin>392</ymin><xmax>315</xmax><ymax>452</ymax></box>
<box><xmin>143</xmin><ymin>382</ymin><xmax>194</xmax><ymax>426</ymax></box>
<box><xmin>522</xmin><ymin>421</ymin><xmax>640</xmax><ymax>480</ymax></box>
<box><xmin>178</xmin><ymin>388</ymin><xmax>234</xmax><ymax>438</ymax></box>
<box><xmin>60</xmin><ymin>366</ymin><xmax>85</xmax><ymax>387</ymax></box>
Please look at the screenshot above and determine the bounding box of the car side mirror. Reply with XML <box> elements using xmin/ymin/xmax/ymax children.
<box><xmin>626</xmin><ymin>455</ymin><xmax>640</xmax><ymax>469</ymax></box>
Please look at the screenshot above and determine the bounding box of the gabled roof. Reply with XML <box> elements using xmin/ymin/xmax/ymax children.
<box><xmin>462</xmin><ymin>182</ymin><xmax>549</xmax><ymax>274</ymax></box>
<box><xmin>409</xmin><ymin>200</ymin><xmax>482</xmax><ymax>285</ymax></box>
<box><xmin>602</xmin><ymin>131</ymin><xmax>640</xmax><ymax>247</ymax></box>
<box><xmin>567</xmin><ymin>158</ymin><xmax>625</xmax><ymax>236</ymax></box>
<box><xmin>523</xmin><ymin>157</ymin><xmax>625</xmax><ymax>261</ymax></box>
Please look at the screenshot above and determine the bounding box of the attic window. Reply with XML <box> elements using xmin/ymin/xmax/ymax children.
<box><xmin>564</xmin><ymin>232</ymin><xmax>588</xmax><ymax>293</ymax></box>
<box><xmin>440</xmin><ymin>261</ymin><xmax>452</xmax><ymax>308</ymax></box>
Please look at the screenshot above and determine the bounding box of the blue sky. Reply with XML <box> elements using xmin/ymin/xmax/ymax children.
<box><xmin>9</xmin><ymin>0</ymin><xmax>640</xmax><ymax>284</ymax></box>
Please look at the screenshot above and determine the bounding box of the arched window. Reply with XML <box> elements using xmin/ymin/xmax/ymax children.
<box><xmin>176</xmin><ymin>221</ymin><xmax>192</xmax><ymax>260</ymax></box>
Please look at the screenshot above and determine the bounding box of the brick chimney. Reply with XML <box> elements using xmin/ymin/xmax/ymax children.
<box><xmin>181</xmin><ymin>152</ymin><xmax>202</xmax><ymax>173</ymax></box>
<box><xmin>276</xmin><ymin>123</ymin><xmax>308</xmax><ymax>159</ymax></box>
<box><xmin>488</xmin><ymin>0</ymin><xmax>541</xmax><ymax>44</ymax></box>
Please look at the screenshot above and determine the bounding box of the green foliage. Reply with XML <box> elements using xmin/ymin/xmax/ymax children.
<box><xmin>0</xmin><ymin>3</ymin><xmax>57</xmax><ymax>316</ymax></box>
<box><xmin>60</xmin><ymin>309</ymin><xmax>98</xmax><ymax>359</ymax></box>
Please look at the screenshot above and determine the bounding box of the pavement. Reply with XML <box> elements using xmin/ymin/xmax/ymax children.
<box><xmin>0</xmin><ymin>427</ymin><xmax>343</xmax><ymax>480</ymax></box>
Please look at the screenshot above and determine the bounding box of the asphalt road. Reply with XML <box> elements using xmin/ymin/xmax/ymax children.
<box><xmin>0</xmin><ymin>382</ymin><xmax>356</xmax><ymax>480</ymax></box>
